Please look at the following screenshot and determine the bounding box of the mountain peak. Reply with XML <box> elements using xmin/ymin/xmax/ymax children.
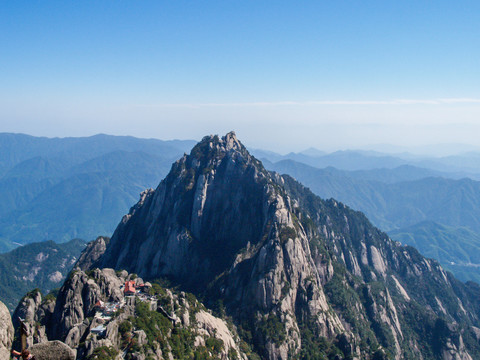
<box><xmin>190</xmin><ymin>131</ymin><xmax>246</xmax><ymax>162</ymax></box>
<box><xmin>223</xmin><ymin>130</ymin><xmax>240</xmax><ymax>149</ymax></box>
<box><xmin>98</xmin><ymin>132</ymin><xmax>346</xmax><ymax>357</ymax></box>
<box><xmin>100</xmin><ymin>132</ymin><xmax>273</xmax><ymax>285</ymax></box>
<box><xmin>90</xmin><ymin>133</ymin><xmax>480</xmax><ymax>359</ymax></box>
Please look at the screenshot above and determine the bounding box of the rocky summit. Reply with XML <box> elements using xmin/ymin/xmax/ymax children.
<box><xmin>10</xmin><ymin>132</ymin><xmax>480</xmax><ymax>359</ymax></box>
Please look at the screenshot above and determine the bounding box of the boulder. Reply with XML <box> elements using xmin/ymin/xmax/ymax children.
<box><xmin>29</xmin><ymin>340</ymin><xmax>76</xmax><ymax>360</ymax></box>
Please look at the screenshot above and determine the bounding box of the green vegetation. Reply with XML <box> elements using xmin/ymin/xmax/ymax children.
<box><xmin>85</xmin><ymin>269</ymin><xmax>96</xmax><ymax>279</ymax></box>
<box><xmin>271</xmin><ymin>159</ymin><xmax>480</xmax><ymax>283</ymax></box>
<box><xmin>117</xmin><ymin>299</ymin><xmax>226</xmax><ymax>360</ymax></box>
<box><xmin>205</xmin><ymin>336</ymin><xmax>224</xmax><ymax>353</ymax></box>
<box><xmin>0</xmin><ymin>238</ymin><xmax>86</xmax><ymax>310</ymax></box>
<box><xmin>87</xmin><ymin>346</ymin><xmax>119</xmax><ymax>360</ymax></box>
<box><xmin>236</xmin><ymin>324</ymin><xmax>262</xmax><ymax>360</ymax></box>
<box><xmin>43</xmin><ymin>288</ymin><xmax>59</xmax><ymax>302</ymax></box>
<box><xmin>298</xmin><ymin>329</ymin><xmax>342</xmax><ymax>360</ymax></box>
<box><xmin>8</xmin><ymin>134</ymin><xmax>480</xmax><ymax>360</ymax></box>
<box><xmin>133</xmin><ymin>301</ymin><xmax>173</xmax><ymax>346</ymax></box>
<box><xmin>257</xmin><ymin>313</ymin><xmax>286</xmax><ymax>345</ymax></box>
<box><xmin>190</xmin><ymin>135</ymin><xmax>222</xmax><ymax>165</ymax></box>
<box><xmin>279</xmin><ymin>226</ymin><xmax>297</xmax><ymax>244</ymax></box>
<box><xmin>324</xmin><ymin>267</ymin><xmax>379</xmax><ymax>354</ymax></box>
<box><xmin>390</xmin><ymin>221</ymin><xmax>480</xmax><ymax>282</ymax></box>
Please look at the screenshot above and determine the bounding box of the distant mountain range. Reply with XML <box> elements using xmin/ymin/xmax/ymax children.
<box><xmin>0</xmin><ymin>133</ymin><xmax>195</xmax><ymax>251</ymax></box>
<box><xmin>390</xmin><ymin>222</ymin><xmax>480</xmax><ymax>283</ymax></box>
<box><xmin>265</xmin><ymin>159</ymin><xmax>480</xmax><ymax>232</ymax></box>
<box><xmin>253</xmin><ymin>148</ymin><xmax>480</xmax><ymax>178</ymax></box>
<box><xmin>0</xmin><ymin>239</ymin><xmax>86</xmax><ymax>310</ymax></box>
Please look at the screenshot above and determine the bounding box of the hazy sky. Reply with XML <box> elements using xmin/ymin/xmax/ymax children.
<box><xmin>1</xmin><ymin>1</ymin><xmax>480</xmax><ymax>152</ymax></box>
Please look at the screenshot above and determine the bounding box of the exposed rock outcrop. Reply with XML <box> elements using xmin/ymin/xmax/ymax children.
<box><xmin>12</xmin><ymin>289</ymin><xmax>51</xmax><ymax>349</ymax></box>
<box><xmin>29</xmin><ymin>340</ymin><xmax>76</xmax><ymax>360</ymax></box>
<box><xmin>75</xmin><ymin>236</ymin><xmax>109</xmax><ymax>271</ymax></box>
<box><xmin>0</xmin><ymin>300</ymin><xmax>14</xmax><ymax>360</ymax></box>
<box><xmin>94</xmin><ymin>132</ymin><xmax>480</xmax><ymax>359</ymax></box>
<box><xmin>13</xmin><ymin>268</ymin><xmax>248</xmax><ymax>359</ymax></box>
<box><xmin>99</xmin><ymin>132</ymin><xmax>347</xmax><ymax>358</ymax></box>
<box><xmin>49</xmin><ymin>268</ymin><xmax>124</xmax><ymax>343</ymax></box>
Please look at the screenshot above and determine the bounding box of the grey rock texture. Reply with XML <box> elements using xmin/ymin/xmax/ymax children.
<box><xmin>49</xmin><ymin>268</ymin><xmax>124</xmax><ymax>343</ymax></box>
<box><xmin>29</xmin><ymin>340</ymin><xmax>76</xmax><ymax>360</ymax></box>
<box><xmin>75</xmin><ymin>236</ymin><xmax>109</xmax><ymax>271</ymax></box>
<box><xmin>99</xmin><ymin>132</ymin><xmax>345</xmax><ymax>358</ymax></box>
<box><xmin>12</xmin><ymin>290</ymin><xmax>53</xmax><ymax>350</ymax></box>
<box><xmin>13</xmin><ymin>132</ymin><xmax>480</xmax><ymax>359</ymax></box>
<box><xmin>0</xmin><ymin>300</ymin><xmax>14</xmax><ymax>360</ymax></box>
<box><xmin>13</xmin><ymin>267</ymin><xmax>247</xmax><ymax>360</ymax></box>
<box><xmin>93</xmin><ymin>132</ymin><xmax>480</xmax><ymax>359</ymax></box>
<box><xmin>12</xmin><ymin>289</ymin><xmax>42</xmax><ymax>328</ymax></box>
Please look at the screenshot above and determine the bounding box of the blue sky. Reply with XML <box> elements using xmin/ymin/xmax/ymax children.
<box><xmin>1</xmin><ymin>1</ymin><xmax>480</xmax><ymax>152</ymax></box>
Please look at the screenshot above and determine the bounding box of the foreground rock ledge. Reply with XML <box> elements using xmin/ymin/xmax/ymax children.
<box><xmin>29</xmin><ymin>340</ymin><xmax>76</xmax><ymax>360</ymax></box>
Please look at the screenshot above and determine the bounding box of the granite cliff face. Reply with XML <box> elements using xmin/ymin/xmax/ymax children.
<box><xmin>92</xmin><ymin>132</ymin><xmax>480</xmax><ymax>359</ymax></box>
<box><xmin>12</xmin><ymin>132</ymin><xmax>480</xmax><ymax>359</ymax></box>
<box><xmin>12</xmin><ymin>288</ymin><xmax>52</xmax><ymax>349</ymax></box>
<box><xmin>75</xmin><ymin>236</ymin><xmax>109</xmax><ymax>271</ymax></box>
<box><xmin>281</xmin><ymin>176</ymin><xmax>480</xmax><ymax>360</ymax></box>
<box><xmin>98</xmin><ymin>132</ymin><xmax>346</xmax><ymax>358</ymax></box>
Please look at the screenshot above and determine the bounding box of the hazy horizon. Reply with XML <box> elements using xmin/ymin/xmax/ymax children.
<box><xmin>2</xmin><ymin>130</ymin><xmax>480</xmax><ymax>157</ymax></box>
<box><xmin>2</xmin><ymin>2</ymin><xmax>480</xmax><ymax>154</ymax></box>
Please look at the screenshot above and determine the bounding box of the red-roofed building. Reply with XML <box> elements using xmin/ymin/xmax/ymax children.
<box><xmin>124</xmin><ymin>280</ymin><xmax>136</xmax><ymax>296</ymax></box>
<box><xmin>94</xmin><ymin>300</ymin><xmax>105</xmax><ymax>310</ymax></box>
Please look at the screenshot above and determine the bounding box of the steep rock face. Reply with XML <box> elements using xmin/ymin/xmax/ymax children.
<box><xmin>49</xmin><ymin>268</ymin><xmax>124</xmax><ymax>343</ymax></box>
<box><xmin>75</xmin><ymin>236</ymin><xmax>109</xmax><ymax>271</ymax></box>
<box><xmin>13</xmin><ymin>289</ymin><xmax>43</xmax><ymax>327</ymax></box>
<box><xmin>92</xmin><ymin>132</ymin><xmax>480</xmax><ymax>359</ymax></box>
<box><xmin>280</xmin><ymin>173</ymin><xmax>480</xmax><ymax>359</ymax></box>
<box><xmin>99</xmin><ymin>132</ymin><xmax>346</xmax><ymax>358</ymax></box>
<box><xmin>12</xmin><ymin>289</ymin><xmax>53</xmax><ymax>349</ymax></box>
<box><xmin>100</xmin><ymin>133</ymin><xmax>272</xmax><ymax>287</ymax></box>
<box><xmin>0</xmin><ymin>300</ymin><xmax>14</xmax><ymax>359</ymax></box>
